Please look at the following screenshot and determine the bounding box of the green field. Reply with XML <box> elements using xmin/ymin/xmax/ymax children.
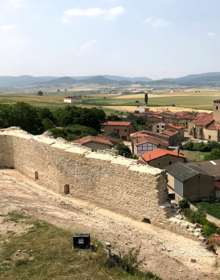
<box><xmin>0</xmin><ymin>88</ymin><xmax>220</xmax><ymax>112</ymax></box>
<box><xmin>180</xmin><ymin>150</ymin><xmax>208</xmax><ymax>161</ymax></box>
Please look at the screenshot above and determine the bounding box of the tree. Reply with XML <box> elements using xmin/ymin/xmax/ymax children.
<box><xmin>144</xmin><ymin>93</ymin><xmax>148</xmax><ymax>104</ymax></box>
<box><xmin>42</xmin><ymin>118</ymin><xmax>55</xmax><ymax>130</ymax></box>
<box><xmin>108</xmin><ymin>131</ymin><xmax>120</xmax><ymax>139</ymax></box>
<box><xmin>114</xmin><ymin>144</ymin><xmax>132</xmax><ymax>158</ymax></box>
<box><xmin>38</xmin><ymin>91</ymin><xmax>43</xmax><ymax>96</ymax></box>
<box><xmin>204</xmin><ymin>148</ymin><xmax>220</xmax><ymax>160</ymax></box>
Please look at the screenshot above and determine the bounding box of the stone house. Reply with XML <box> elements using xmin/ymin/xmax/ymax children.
<box><xmin>63</xmin><ymin>96</ymin><xmax>82</xmax><ymax>103</ymax></box>
<box><xmin>166</xmin><ymin>162</ymin><xmax>215</xmax><ymax>203</ymax></box>
<box><xmin>73</xmin><ymin>135</ymin><xmax>113</xmax><ymax>151</ymax></box>
<box><xmin>188</xmin><ymin>100</ymin><xmax>220</xmax><ymax>141</ymax></box>
<box><xmin>141</xmin><ymin>148</ymin><xmax>186</xmax><ymax>168</ymax></box>
<box><xmin>103</xmin><ymin>121</ymin><xmax>133</xmax><ymax>141</ymax></box>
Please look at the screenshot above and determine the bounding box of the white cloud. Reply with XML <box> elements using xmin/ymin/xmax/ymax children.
<box><xmin>0</xmin><ymin>25</ymin><xmax>16</xmax><ymax>30</ymax></box>
<box><xmin>143</xmin><ymin>17</ymin><xmax>170</xmax><ymax>28</ymax></box>
<box><xmin>207</xmin><ymin>32</ymin><xmax>217</xmax><ymax>37</ymax></box>
<box><xmin>5</xmin><ymin>0</ymin><xmax>28</xmax><ymax>8</ymax></box>
<box><xmin>62</xmin><ymin>6</ymin><xmax>125</xmax><ymax>23</ymax></box>
<box><xmin>79</xmin><ymin>40</ymin><xmax>99</xmax><ymax>55</ymax></box>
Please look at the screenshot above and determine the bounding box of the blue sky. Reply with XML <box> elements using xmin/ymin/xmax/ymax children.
<box><xmin>0</xmin><ymin>0</ymin><xmax>219</xmax><ymax>79</ymax></box>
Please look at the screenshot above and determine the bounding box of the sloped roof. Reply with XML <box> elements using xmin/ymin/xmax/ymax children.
<box><xmin>98</xmin><ymin>134</ymin><xmax>120</xmax><ymax>144</ymax></box>
<box><xmin>103</xmin><ymin>121</ymin><xmax>131</xmax><ymax>126</ymax></box>
<box><xmin>206</xmin><ymin>121</ymin><xmax>220</xmax><ymax>130</ymax></box>
<box><xmin>141</xmin><ymin>148</ymin><xmax>186</xmax><ymax>162</ymax></box>
<box><xmin>213</xmin><ymin>99</ymin><xmax>220</xmax><ymax>102</ymax></box>
<box><xmin>73</xmin><ymin>135</ymin><xmax>113</xmax><ymax>146</ymax></box>
<box><xmin>166</xmin><ymin>123</ymin><xmax>183</xmax><ymax>130</ymax></box>
<box><xmin>195</xmin><ymin>113</ymin><xmax>213</xmax><ymax>126</ymax></box>
<box><xmin>133</xmin><ymin>136</ymin><xmax>169</xmax><ymax>148</ymax></box>
<box><xmin>189</xmin><ymin>160</ymin><xmax>220</xmax><ymax>180</ymax></box>
<box><xmin>166</xmin><ymin>162</ymin><xmax>212</xmax><ymax>182</ymax></box>
<box><xmin>161</xmin><ymin>129</ymin><xmax>178</xmax><ymax>136</ymax></box>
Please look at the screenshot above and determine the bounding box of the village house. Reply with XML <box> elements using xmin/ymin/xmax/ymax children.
<box><xmin>188</xmin><ymin>160</ymin><xmax>220</xmax><ymax>199</ymax></box>
<box><xmin>63</xmin><ymin>96</ymin><xmax>82</xmax><ymax>104</ymax></box>
<box><xmin>166</xmin><ymin>162</ymin><xmax>215</xmax><ymax>203</ymax></box>
<box><xmin>188</xmin><ymin>100</ymin><xmax>220</xmax><ymax>142</ymax></box>
<box><xmin>103</xmin><ymin>121</ymin><xmax>133</xmax><ymax>141</ymax></box>
<box><xmin>136</xmin><ymin>105</ymin><xmax>150</xmax><ymax>113</ymax></box>
<box><xmin>140</xmin><ymin>148</ymin><xmax>186</xmax><ymax>168</ymax></box>
<box><xmin>73</xmin><ymin>135</ymin><xmax>113</xmax><ymax>151</ymax></box>
<box><xmin>132</xmin><ymin>136</ymin><xmax>169</xmax><ymax>155</ymax></box>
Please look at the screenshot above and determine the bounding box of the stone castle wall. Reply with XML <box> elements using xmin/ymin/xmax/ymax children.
<box><xmin>0</xmin><ymin>128</ymin><xmax>201</xmax><ymax>240</ymax></box>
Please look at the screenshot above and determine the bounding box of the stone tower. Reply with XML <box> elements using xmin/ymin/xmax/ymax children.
<box><xmin>213</xmin><ymin>99</ymin><xmax>220</xmax><ymax>124</ymax></box>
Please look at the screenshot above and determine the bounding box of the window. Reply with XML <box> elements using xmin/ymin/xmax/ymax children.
<box><xmin>157</xmin><ymin>125</ymin><xmax>159</xmax><ymax>128</ymax></box>
<box><xmin>125</xmin><ymin>129</ymin><xmax>127</xmax><ymax>132</ymax></box>
<box><xmin>117</xmin><ymin>129</ymin><xmax>119</xmax><ymax>133</ymax></box>
<box><xmin>158</xmin><ymin>163</ymin><xmax>160</xmax><ymax>166</ymax></box>
<box><xmin>157</xmin><ymin>130</ymin><xmax>159</xmax><ymax>133</ymax></box>
<box><xmin>216</xmin><ymin>106</ymin><xmax>218</xmax><ymax>110</ymax></box>
<box><xmin>64</xmin><ymin>184</ymin><xmax>70</xmax><ymax>194</ymax></box>
<box><xmin>169</xmin><ymin>161</ymin><xmax>172</xmax><ymax>165</ymax></box>
<box><xmin>209</xmin><ymin>135</ymin><xmax>211</xmax><ymax>139</ymax></box>
<box><xmin>114</xmin><ymin>129</ymin><xmax>116</xmax><ymax>131</ymax></box>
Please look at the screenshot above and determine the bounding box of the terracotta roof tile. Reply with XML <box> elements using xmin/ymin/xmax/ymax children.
<box><xmin>73</xmin><ymin>135</ymin><xmax>113</xmax><ymax>146</ymax></box>
<box><xmin>161</xmin><ymin>129</ymin><xmax>178</xmax><ymax>136</ymax></box>
<box><xmin>195</xmin><ymin>113</ymin><xmax>214</xmax><ymax>126</ymax></box>
<box><xmin>98</xmin><ymin>134</ymin><xmax>120</xmax><ymax>144</ymax></box>
<box><xmin>206</xmin><ymin>121</ymin><xmax>220</xmax><ymax>130</ymax></box>
<box><xmin>141</xmin><ymin>148</ymin><xmax>186</xmax><ymax>162</ymax></box>
<box><xmin>103</xmin><ymin>121</ymin><xmax>132</xmax><ymax>126</ymax></box>
<box><xmin>166</xmin><ymin>123</ymin><xmax>183</xmax><ymax>130</ymax></box>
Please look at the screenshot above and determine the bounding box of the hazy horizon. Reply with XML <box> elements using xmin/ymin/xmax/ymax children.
<box><xmin>1</xmin><ymin>0</ymin><xmax>220</xmax><ymax>79</ymax></box>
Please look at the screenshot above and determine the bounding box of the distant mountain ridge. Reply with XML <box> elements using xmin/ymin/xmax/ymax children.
<box><xmin>0</xmin><ymin>72</ymin><xmax>220</xmax><ymax>87</ymax></box>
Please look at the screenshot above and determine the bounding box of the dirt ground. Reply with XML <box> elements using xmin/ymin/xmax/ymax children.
<box><xmin>0</xmin><ymin>169</ymin><xmax>219</xmax><ymax>280</ymax></box>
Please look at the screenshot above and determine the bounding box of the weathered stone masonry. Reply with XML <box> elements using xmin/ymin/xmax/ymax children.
<box><xmin>0</xmin><ymin>128</ymin><xmax>199</xmax><ymax>240</ymax></box>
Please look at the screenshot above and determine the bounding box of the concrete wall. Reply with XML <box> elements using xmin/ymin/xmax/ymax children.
<box><xmin>0</xmin><ymin>128</ymin><xmax>201</xmax><ymax>240</ymax></box>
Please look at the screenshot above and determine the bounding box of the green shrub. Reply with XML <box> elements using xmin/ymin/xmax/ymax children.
<box><xmin>179</xmin><ymin>198</ymin><xmax>189</xmax><ymax>211</ymax></box>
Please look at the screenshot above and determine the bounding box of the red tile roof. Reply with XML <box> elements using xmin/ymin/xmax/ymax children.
<box><xmin>73</xmin><ymin>135</ymin><xmax>113</xmax><ymax>146</ymax></box>
<box><xmin>166</xmin><ymin>123</ymin><xmax>183</xmax><ymax>130</ymax></box>
<box><xmin>206</xmin><ymin>122</ymin><xmax>220</xmax><ymax>130</ymax></box>
<box><xmin>195</xmin><ymin>113</ymin><xmax>214</xmax><ymax>126</ymax></box>
<box><xmin>98</xmin><ymin>134</ymin><xmax>120</xmax><ymax>144</ymax></box>
<box><xmin>140</xmin><ymin>106</ymin><xmax>149</xmax><ymax>109</ymax></box>
<box><xmin>103</xmin><ymin>121</ymin><xmax>132</xmax><ymax>126</ymax></box>
<box><xmin>215</xmin><ymin>182</ymin><xmax>220</xmax><ymax>191</ymax></box>
<box><xmin>161</xmin><ymin>129</ymin><xmax>177</xmax><ymax>136</ymax></box>
<box><xmin>141</xmin><ymin>148</ymin><xmax>186</xmax><ymax>162</ymax></box>
<box><xmin>214</xmin><ymin>99</ymin><xmax>220</xmax><ymax>102</ymax></box>
<box><xmin>148</xmin><ymin>115</ymin><xmax>163</xmax><ymax>119</ymax></box>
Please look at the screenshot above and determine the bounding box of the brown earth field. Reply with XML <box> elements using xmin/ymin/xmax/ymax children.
<box><xmin>0</xmin><ymin>169</ymin><xmax>219</xmax><ymax>280</ymax></box>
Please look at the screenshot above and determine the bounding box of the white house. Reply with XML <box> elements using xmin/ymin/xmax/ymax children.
<box><xmin>63</xmin><ymin>96</ymin><xmax>82</xmax><ymax>104</ymax></box>
<box><xmin>136</xmin><ymin>106</ymin><xmax>150</xmax><ymax>113</ymax></box>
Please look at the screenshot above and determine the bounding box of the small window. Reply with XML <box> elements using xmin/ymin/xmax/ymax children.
<box><xmin>114</xmin><ymin>129</ymin><xmax>116</xmax><ymax>131</ymax></box>
<box><xmin>117</xmin><ymin>129</ymin><xmax>119</xmax><ymax>133</ymax></box>
<box><xmin>35</xmin><ymin>171</ymin><xmax>38</xmax><ymax>180</ymax></box>
<box><xmin>125</xmin><ymin>129</ymin><xmax>127</xmax><ymax>132</ymax></box>
<box><xmin>158</xmin><ymin>163</ymin><xmax>160</xmax><ymax>166</ymax></box>
<box><xmin>209</xmin><ymin>135</ymin><xmax>211</xmax><ymax>139</ymax></box>
<box><xmin>216</xmin><ymin>106</ymin><xmax>218</xmax><ymax>110</ymax></box>
<box><xmin>169</xmin><ymin>161</ymin><xmax>172</xmax><ymax>165</ymax></box>
<box><xmin>157</xmin><ymin>130</ymin><xmax>159</xmax><ymax>133</ymax></box>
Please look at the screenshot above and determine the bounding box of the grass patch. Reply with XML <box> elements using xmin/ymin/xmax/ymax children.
<box><xmin>195</xmin><ymin>202</ymin><xmax>220</xmax><ymax>220</ymax></box>
<box><xmin>0</xmin><ymin>213</ymin><xmax>162</xmax><ymax>280</ymax></box>
<box><xmin>180</xmin><ymin>150</ymin><xmax>208</xmax><ymax>161</ymax></box>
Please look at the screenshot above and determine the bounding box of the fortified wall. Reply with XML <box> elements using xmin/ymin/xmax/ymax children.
<box><xmin>0</xmin><ymin>128</ymin><xmax>200</xmax><ymax>240</ymax></box>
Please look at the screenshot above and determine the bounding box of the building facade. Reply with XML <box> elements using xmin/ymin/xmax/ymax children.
<box><xmin>103</xmin><ymin>122</ymin><xmax>133</xmax><ymax>141</ymax></box>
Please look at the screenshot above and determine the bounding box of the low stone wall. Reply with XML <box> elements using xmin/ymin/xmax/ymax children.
<box><xmin>0</xmin><ymin>128</ymin><xmax>202</xmax><ymax>240</ymax></box>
